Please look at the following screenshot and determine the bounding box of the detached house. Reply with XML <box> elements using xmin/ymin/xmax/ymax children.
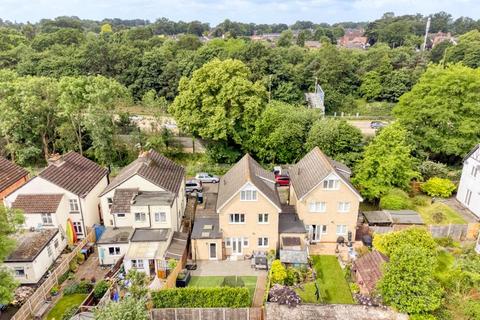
<box><xmin>457</xmin><ymin>144</ymin><xmax>480</xmax><ymax>219</ymax></box>
<box><xmin>0</xmin><ymin>156</ymin><xmax>28</xmax><ymax>199</ymax></box>
<box><xmin>289</xmin><ymin>147</ymin><xmax>362</xmax><ymax>244</ymax></box>
<box><xmin>4</xmin><ymin>152</ymin><xmax>108</xmax><ymax>238</ymax></box>
<box><xmin>192</xmin><ymin>154</ymin><xmax>282</xmax><ymax>261</ymax></box>
<box><xmin>97</xmin><ymin>150</ymin><xmax>187</xmax><ymax>279</ymax></box>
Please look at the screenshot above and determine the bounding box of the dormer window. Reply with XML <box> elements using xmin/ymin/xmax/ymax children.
<box><xmin>240</xmin><ymin>187</ymin><xmax>257</xmax><ymax>201</ymax></box>
<box><xmin>323</xmin><ymin>179</ymin><xmax>339</xmax><ymax>190</ymax></box>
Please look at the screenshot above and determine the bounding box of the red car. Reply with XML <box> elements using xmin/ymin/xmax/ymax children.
<box><xmin>275</xmin><ymin>175</ymin><xmax>290</xmax><ymax>186</ymax></box>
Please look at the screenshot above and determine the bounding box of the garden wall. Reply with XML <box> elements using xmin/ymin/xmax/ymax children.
<box><xmin>265</xmin><ymin>303</ymin><xmax>407</xmax><ymax>320</ymax></box>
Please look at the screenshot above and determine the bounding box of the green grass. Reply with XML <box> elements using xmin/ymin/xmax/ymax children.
<box><xmin>46</xmin><ymin>294</ymin><xmax>87</xmax><ymax>320</ymax></box>
<box><xmin>295</xmin><ymin>255</ymin><xmax>354</xmax><ymax>304</ymax></box>
<box><xmin>416</xmin><ymin>202</ymin><xmax>466</xmax><ymax>225</ymax></box>
<box><xmin>434</xmin><ymin>250</ymin><xmax>455</xmax><ymax>285</ymax></box>
<box><xmin>188</xmin><ymin>276</ymin><xmax>257</xmax><ymax>299</ymax></box>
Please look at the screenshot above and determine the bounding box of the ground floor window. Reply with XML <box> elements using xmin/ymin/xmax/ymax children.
<box><xmin>131</xmin><ymin>259</ymin><xmax>144</xmax><ymax>269</ymax></box>
<box><xmin>307</xmin><ymin>225</ymin><xmax>327</xmax><ymax>242</ymax></box>
<box><xmin>14</xmin><ymin>267</ymin><xmax>25</xmax><ymax>277</ymax></box>
<box><xmin>73</xmin><ymin>221</ymin><xmax>83</xmax><ymax>235</ymax></box>
<box><xmin>225</xmin><ymin>237</ymin><xmax>248</xmax><ymax>254</ymax></box>
<box><xmin>108</xmin><ymin>247</ymin><xmax>121</xmax><ymax>255</ymax></box>
<box><xmin>258</xmin><ymin>237</ymin><xmax>269</xmax><ymax>247</ymax></box>
<box><xmin>336</xmin><ymin>224</ymin><xmax>348</xmax><ymax>235</ymax></box>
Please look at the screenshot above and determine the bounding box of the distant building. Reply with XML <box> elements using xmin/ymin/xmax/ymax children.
<box><xmin>430</xmin><ymin>32</ymin><xmax>457</xmax><ymax>48</ymax></box>
<box><xmin>304</xmin><ymin>40</ymin><xmax>322</xmax><ymax>49</ymax></box>
<box><xmin>338</xmin><ymin>28</ymin><xmax>368</xmax><ymax>49</ymax></box>
<box><xmin>457</xmin><ymin>144</ymin><xmax>480</xmax><ymax>219</ymax></box>
<box><xmin>305</xmin><ymin>84</ymin><xmax>325</xmax><ymax>114</ymax></box>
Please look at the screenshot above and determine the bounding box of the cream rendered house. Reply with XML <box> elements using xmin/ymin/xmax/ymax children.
<box><xmin>456</xmin><ymin>144</ymin><xmax>480</xmax><ymax>219</ymax></box>
<box><xmin>97</xmin><ymin>150</ymin><xmax>188</xmax><ymax>275</ymax></box>
<box><xmin>4</xmin><ymin>152</ymin><xmax>108</xmax><ymax>238</ymax></box>
<box><xmin>192</xmin><ymin>154</ymin><xmax>282</xmax><ymax>261</ymax></box>
<box><xmin>289</xmin><ymin>147</ymin><xmax>363</xmax><ymax>244</ymax></box>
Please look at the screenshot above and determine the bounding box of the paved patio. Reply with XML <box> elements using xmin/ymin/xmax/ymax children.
<box><xmin>74</xmin><ymin>247</ymin><xmax>110</xmax><ymax>282</ymax></box>
<box><xmin>190</xmin><ymin>260</ymin><xmax>267</xmax><ymax>276</ymax></box>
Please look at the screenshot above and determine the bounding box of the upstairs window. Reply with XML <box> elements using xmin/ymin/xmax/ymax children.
<box><xmin>135</xmin><ymin>212</ymin><xmax>146</xmax><ymax>222</ymax></box>
<box><xmin>338</xmin><ymin>202</ymin><xmax>351</xmax><ymax>213</ymax></box>
<box><xmin>309</xmin><ymin>202</ymin><xmax>326</xmax><ymax>213</ymax></box>
<box><xmin>229</xmin><ymin>213</ymin><xmax>245</xmax><ymax>224</ymax></box>
<box><xmin>323</xmin><ymin>179</ymin><xmax>339</xmax><ymax>190</ymax></box>
<box><xmin>69</xmin><ymin>199</ymin><xmax>79</xmax><ymax>212</ymax></box>
<box><xmin>258</xmin><ymin>213</ymin><xmax>269</xmax><ymax>224</ymax></box>
<box><xmin>155</xmin><ymin>212</ymin><xmax>167</xmax><ymax>223</ymax></box>
<box><xmin>240</xmin><ymin>188</ymin><xmax>257</xmax><ymax>201</ymax></box>
<box><xmin>41</xmin><ymin>213</ymin><xmax>53</xmax><ymax>225</ymax></box>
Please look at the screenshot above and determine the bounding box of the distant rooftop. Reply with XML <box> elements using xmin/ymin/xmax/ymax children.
<box><xmin>130</xmin><ymin>228</ymin><xmax>170</xmax><ymax>242</ymax></box>
<box><xmin>97</xmin><ymin>227</ymin><xmax>134</xmax><ymax>244</ymax></box>
<box><xmin>132</xmin><ymin>191</ymin><xmax>175</xmax><ymax>207</ymax></box>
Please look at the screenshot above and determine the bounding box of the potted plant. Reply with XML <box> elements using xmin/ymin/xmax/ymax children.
<box><xmin>50</xmin><ymin>285</ymin><xmax>60</xmax><ymax>296</ymax></box>
<box><xmin>175</xmin><ymin>269</ymin><xmax>191</xmax><ymax>287</ymax></box>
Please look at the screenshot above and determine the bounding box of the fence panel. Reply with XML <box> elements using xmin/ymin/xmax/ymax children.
<box><xmin>151</xmin><ymin>308</ymin><xmax>263</xmax><ymax>320</ymax></box>
<box><xmin>429</xmin><ymin>224</ymin><xmax>468</xmax><ymax>240</ymax></box>
<box><xmin>11</xmin><ymin>229</ymin><xmax>95</xmax><ymax>320</ymax></box>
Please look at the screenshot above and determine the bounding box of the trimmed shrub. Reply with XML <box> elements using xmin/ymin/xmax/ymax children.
<box><xmin>69</xmin><ymin>260</ymin><xmax>78</xmax><ymax>272</ymax></box>
<box><xmin>284</xmin><ymin>267</ymin><xmax>301</xmax><ymax>286</ymax></box>
<box><xmin>64</xmin><ymin>280</ymin><xmax>93</xmax><ymax>295</ymax></box>
<box><xmin>270</xmin><ymin>260</ymin><xmax>287</xmax><ymax>285</ymax></box>
<box><xmin>221</xmin><ymin>276</ymin><xmax>245</xmax><ymax>288</ymax></box>
<box><xmin>76</xmin><ymin>252</ymin><xmax>85</xmax><ymax>265</ymax></box>
<box><xmin>412</xmin><ymin>195</ymin><xmax>430</xmax><ymax>207</ymax></box>
<box><xmin>152</xmin><ymin>287</ymin><xmax>251</xmax><ymax>308</ymax></box>
<box><xmin>379</xmin><ymin>188</ymin><xmax>411</xmax><ymax>210</ymax></box>
<box><xmin>93</xmin><ymin>280</ymin><xmax>110</xmax><ymax>300</ymax></box>
<box><xmin>421</xmin><ymin>177</ymin><xmax>456</xmax><ymax>198</ymax></box>
<box><xmin>419</xmin><ymin>160</ymin><xmax>448</xmax><ymax>180</ymax></box>
<box><xmin>58</xmin><ymin>271</ymin><xmax>71</xmax><ymax>285</ymax></box>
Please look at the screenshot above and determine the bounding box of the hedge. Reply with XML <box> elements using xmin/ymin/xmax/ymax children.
<box><xmin>152</xmin><ymin>287</ymin><xmax>251</xmax><ymax>308</ymax></box>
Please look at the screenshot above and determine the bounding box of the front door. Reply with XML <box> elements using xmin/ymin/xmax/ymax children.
<box><xmin>209</xmin><ymin>243</ymin><xmax>217</xmax><ymax>260</ymax></box>
<box><xmin>231</xmin><ymin>238</ymin><xmax>243</xmax><ymax>255</ymax></box>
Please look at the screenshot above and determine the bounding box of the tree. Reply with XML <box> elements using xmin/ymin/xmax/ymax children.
<box><xmin>373</xmin><ymin>227</ymin><xmax>437</xmax><ymax>257</ymax></box>
<box><xmin>125</xmin><ymin>269</ymin><xmax>149</xmax><ymax>300</ymax></box>
<box><xmin>394</xmin><ymin>64</ymin><xmax>480</xmax><ymax>161</ymax></box>
<box><xmin>306</xmin><ymin>118</ymin><xmax>363</xmax><ymax>166</ymax></box>
<box><xmin>270</xmin><ymin>260</ymin><xmax>287</xmax><ymax>284</ymax></box>
<box><xmin>250</xmin><ymin>101</ymin><xmax>316</xmax><ymax>164</ymax></box>
<box><xmin>445</xmin><ymin>30</ymin><xmax>480</xmax><ymax>68</ymax></box>
<box><xmin>352</xmin><ymin>123</ymin><xmax>418</xmax><ymax>200</ymax></box>
<box><xmin>277</xmin><ymin>30</ymin><xmax>293</xmax><ymax>47</ymax></box>
<box><xmin>94</xmin><ymin>297</ymin><xmax>148</xmax><ymax>320</ymax></box>
<box><xmin>421</xmin><ymin>177</ymin><xmax>456</xmax><ymax>198</ymax></box>
<box><xmin>169</xmin><ymin>59</ymin><xmax>267</xmax><ymax>149</ymax></box>
<box><xmin>100</xmin><ymin>23</ymin><xmax>113</xmax><ymax>34</ymax></box>
<box><xmin>379</xmin><ymin>244</ymin><xmax>443</xmax><ymax>314</ymax></box>
<box><xmin>0</xmin><ymin>206</ymin><xmax>25</xmax><ymax>304</ymax></box>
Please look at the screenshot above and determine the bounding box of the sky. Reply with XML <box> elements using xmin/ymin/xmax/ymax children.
<box><xmin>0</xmin><ymin>0</ymin><xmax>478</xmax><ymax>25</ymax></box>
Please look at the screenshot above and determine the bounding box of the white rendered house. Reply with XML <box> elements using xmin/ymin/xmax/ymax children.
<box><xmin>457</xmin><ymin>144</ymin><xmax>480</xmax><ymax>219</ymax></box>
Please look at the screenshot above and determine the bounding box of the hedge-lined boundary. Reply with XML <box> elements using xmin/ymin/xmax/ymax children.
<box><xmin>152</xmin><ymin>287</ymin><xmax>251</xmax><ymax>308</ymax></box>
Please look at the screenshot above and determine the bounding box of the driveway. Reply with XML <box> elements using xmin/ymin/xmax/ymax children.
<box><xmin>196</xmin><ymin>183</ymin><xmax>218</xmax><ymax>217</ymax></box>
<box><xmin>348</xmin><ymin>120</ymin><xmax>379</xmax><ymax>136</ymax></box>
<box><xmin>439</xmin><ymin>197</ymin><xmax>479</xmax><ymax>223</ymax></box>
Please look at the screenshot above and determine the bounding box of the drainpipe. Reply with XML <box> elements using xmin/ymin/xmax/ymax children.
<box><xmin>147</xmin><ymin>205</ymin><xmax>152</xmax><ymax>228</ymax></box>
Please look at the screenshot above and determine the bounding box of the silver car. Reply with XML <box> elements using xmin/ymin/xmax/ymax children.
<box><xmin>195</xmin><ymin>172</ymin><xmax>220</xmax><ymax>183</ymax></box>
<box><xmin>186</xmin><ymin>179</ymin><xmax>203</xmax><ymax>193</ymax></box>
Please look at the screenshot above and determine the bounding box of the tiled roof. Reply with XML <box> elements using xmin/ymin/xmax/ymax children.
<box><xmin>5</xmin><ymin>229</ymin><xmax>58</xmax><ymax>262</ymax></box>
<box><xmin>111</xmin><ymin>188</ymin><xmax>139</xmax><ymax>214</ymax></box>
<box><xmin>12</xmin><ymin>194</ymin><xmax>63</xmax><ymax>213</ymax></box>
<box><xmin>217</xmin><ymin>154</ymin><xmax>281</xmax><ymax>211</ymax></box>
<box><xmin>353</xmin><ymin>250</ymin><xmax>389</xmax><ymax>293</ymax></box>
<box><xmin>0</xmin><ymin>156</ymin><xmax>28</xmax><ymax>193</ymax></box>
<box><xmin>290</xmin><ymin>147</ymin><xmax>361</xmax><ymax>200</ymax></box>
<box><xmin>165</xmin><ymin>231</ymin><xmax>188</xmax><ymax>259</ymax></box>
<box><xmin>101</xmin><ymin>150</ymin><xmax>184</xmax><ymax>196</ymax></box>
<box><xmin>39</xmin><ymin>152</ymin><xmax>108</xmax><ymax>197</ymax></box>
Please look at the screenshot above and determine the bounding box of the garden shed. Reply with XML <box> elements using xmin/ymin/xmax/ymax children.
<box><xmin>352</xmin><ymin>250</ymin><xmax>389</xmax><ymax>295</ymax></box>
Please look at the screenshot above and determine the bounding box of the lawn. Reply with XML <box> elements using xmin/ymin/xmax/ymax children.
<box><xmin>295</xmin><ymin>255</ymin><xmax>354</xmax><ymax>304</ymax></box>
<box><xmin>188</xmin><ymin>276</ymin><xmax>257</xmax><ymax>298</ymax></box>
<box><xmin>416</xmin><ymin>202</ymin><xmax>466</xmax><ymax>225</ymax></box>
<box><xmin>295</xmin><ymin>256</ymin><xmax>354</xmax><ymax>304</ymax></box>
<box><xmin>46</xmin><ymin>294</ymin><xmax>87</xmax><ymax>320</ymax></box>
<box><xmin>434</xmin><ymin>250</ymin><xmax>455</xmax><ymax>284</ymax></box>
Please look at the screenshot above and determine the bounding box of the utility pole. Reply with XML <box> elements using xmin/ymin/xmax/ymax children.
<box><xmin>268</xmin><ymin>75</ymin><xmax>272</xmax><ymax>103</ymax></box>
<box><xmin>422</xmin><ymin>17</ymin><xmax>431</xmax><ymax>51</ymax></box>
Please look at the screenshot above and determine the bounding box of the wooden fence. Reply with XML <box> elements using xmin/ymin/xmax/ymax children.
<box><xmin>151</xmin><ymin>307</ymin><xmax>264</xmax><ymax>320</ymax></box>
<box><xmin>429</xmin><ymin>223</ymin><xmax>479</xmax><ymax>241</ymax></box>
<box><xmin>11</xmin><ymin>229</ymin><xmax>96</xmax><ymax>320</ymax></box>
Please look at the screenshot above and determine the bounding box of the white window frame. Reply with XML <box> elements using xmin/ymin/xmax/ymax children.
<box><xmin>14</xmin><ymin>267</ymin><xmax>25</xmax><ymax>277</ymax></box>
<box><xmin>323</xmin><ymin>179</ymin><xmax>340</xmax><ymax>190</ymax></box>
<box><xmin>225</xmin><ymin>237</ymin><xmax>231</xmax><ymax>247</ymax></box>
<box><xmin>155</xmin><ymin>212</ymin><xmax>167</xmax><ymax>223</ymax></box>
<box><xmin>108</xmin><ymin>247</ymin><xmax>121</xmax><ymax>256</ymax></box>
<box><xmin>107</xmin><ymin>197</ymin><xmax>113</xmax><ymax>209</ymax></box>
<box><xmin>69</xmin><ymin>199</ymin><xmax>80</xmax><ymax>212</ymax></box>
<box><xmin>134</xmin><ymin>212</ymin><xmax>146</xmax><ymax>222</ymax></box>
<box><xmin>41</xmin><ymin>213</ymin><xmax>53</xmax><ymax>225</ymax></box>
<box><xmin>465</xmin><ymin>189</ymin><xmax>473</xmax><ymax>206</ymax></box>
<box><xmin>258</xmin><ymin>237</ymin><xmax>269</xmax><ymax>247</ymax></box>
<box><xmin>47</xmin><ymin>244</ymin><xmax>53</xmax><ymax>257</ymax></box>
<box><xmin>229</xmin><ymin>213</ymin><xmax>245</xmax><ymax>224</ymax></box>
<box><xmin>337</xmin><ymin>202</ymin><xmax>351</xmax><ymax>213</ymax></box>
<box><xmin>258</xmin><ymin>213</ymin><xmax>269</xmax><ymax>224</ymax></box>
<box><xmin>240</xmin><ymin>189</ymin><xmax>257</xmax><ymax>201</ymax></box>
<box><xmin>73</xmin><ymin>222</ymin><xmax>83</xmax><ymax>235</ymax></box>
<box><xmin>336</xmin><ymin>224</ymin><xmax>348</xmax><ymax>235</ymax></box>
<box><xmin>131</xmin><ymin>259</ymin><xmax>144</xmax><ymax>269</ymax></box>
<box><xmin>309</xmin><ymin>202</ymin><xmax>326</xmax><ymax>213</ymax></box>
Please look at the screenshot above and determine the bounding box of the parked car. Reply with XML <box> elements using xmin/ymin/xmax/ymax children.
<box><xmin>195</xmin><ymin>172</ymin><xmax>220</xmax><ymax>183</ymax></box>
<box><xmin>275</xmin><ymin>175</ymin><xmax>290</xmax><ymax>186</ymax></box>
<box><xmin>370</xmin><ymin>121</ymin><xmax>385</xmax><ymax>129</ymax></box>
<box><xmin>186</xmin><ymin>179</ymin><xmax>203</xmax><ymax>193</ymax></box>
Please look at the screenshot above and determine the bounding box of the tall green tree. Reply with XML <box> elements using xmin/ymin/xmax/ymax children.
<box><xmin>379</xmin><ymin>244</ymin><xmax>443</xmax><ymax>314</ymax></box>
<box><xmin>306</xmin><ymin>118</ymin><xmax>363</xmax><ymax>167</ymax></box>
<box><xmin>352</xmin><ymin>123</ymin><xmax>418</xmax><ymax>200</ymax></box>
<box><xmin>394</xmin><ymin>64</ymin><xmax>480</xmax><ymax>161</ymax></box>
<box><xmin>169</xmin><ymin>58</ymin><xmax>267</xmax><ymax>148</ymax></box>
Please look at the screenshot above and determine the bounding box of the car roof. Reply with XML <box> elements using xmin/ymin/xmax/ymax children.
<box><xmin>186</xmin><ymin>179</ymin><xmax>200</xmax><ymax>184</ymax></box>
